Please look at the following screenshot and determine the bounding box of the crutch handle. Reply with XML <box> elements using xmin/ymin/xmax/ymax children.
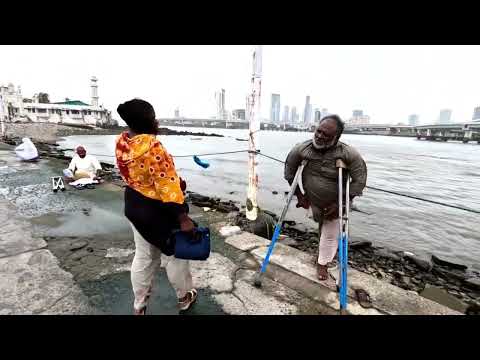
<box><xmin>335</xmin><ymin>159</ymin><xmax>347</xmax><ymax>169</ymax></box>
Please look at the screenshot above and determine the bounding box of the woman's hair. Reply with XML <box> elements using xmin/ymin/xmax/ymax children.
<box><xmin>117</xmin><ymin>98</ymin><xmax>158</xmax><ymax>135</ymax></box>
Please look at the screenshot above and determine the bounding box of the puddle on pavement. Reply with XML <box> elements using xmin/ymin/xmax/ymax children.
<box><xmin>79</xmin><ymin>271</ymin><xmax>226</xmax><ymax>315</ymax></box>
<box><xmin>30</xmin><ymin>206</ymin><xmax>130</xmax><ymax>237</ymax></box>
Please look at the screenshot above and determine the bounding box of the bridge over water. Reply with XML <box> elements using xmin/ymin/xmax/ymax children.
<box><xmin>346</xmin><ymin>122</ymin><xmax>480</xmax><ymax>143</ymax></box>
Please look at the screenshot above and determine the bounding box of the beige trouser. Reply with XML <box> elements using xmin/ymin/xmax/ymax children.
<box><xmin>311</xmin><ymin>205</ymin><xmax>340</xmax><ymax>266</ymax></box>
<box><xmin>74</xmin><ymin>170</ymin><xmax>94</xmax><ymax>180</ymax></box>
<box><xmin>317</xmin><ymin>218</ymin><xmax>341</xmax><ymax>265</ymax></box>
<box><xmin>130</xmin><ymin>222</ymin><xmax>193</xmax><ymax>311</ymax></box>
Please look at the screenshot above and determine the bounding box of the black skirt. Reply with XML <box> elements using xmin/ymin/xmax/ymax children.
<box><xmin>124</xmin><ymin>186</ymin><xmax>188</xmax><ymax>255</ymax></box>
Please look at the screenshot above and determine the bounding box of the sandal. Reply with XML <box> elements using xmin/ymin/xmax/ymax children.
<box><xmin>178</xmin><ymin>289</ymin><xmax>198</xmax><ymax>311</ymax></box>
<box><xmin>134</xmin><ymin>306</ymin><xmax>147</xmax><ymax>315</ymax></box>
<box><xmin>317</xmin><ymin>265</ymin><xmax>330</xmax><ymax>281</ymax></box>
<box><xmin>354</xmin><ymin>288</ymin><xmax>373</xmax><ymax>308</ymax></box>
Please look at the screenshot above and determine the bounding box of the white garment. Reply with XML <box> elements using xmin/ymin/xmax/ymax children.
<box><xmin>317</xmin><ymin>217</ymin><xmax>341</xmax><ymax>265</ymax></box>
<box><xmin>129</xmin><ymin>222</ymin><xmax>193</xmax><ymax>311</ymax></box>
<box><xmin>14</xmin><ymin>138</ymin><xmax>38</xmax><ymax>160</ymax></box>
<box><xmin>69</xmin><ymin>178</ymin><xmax>99</xmax><ymax>186</ymax></box>
<box><xmin>68</xmin><ymin>154</ymin><xmax>102</xmax><ymax>174</ymax></box>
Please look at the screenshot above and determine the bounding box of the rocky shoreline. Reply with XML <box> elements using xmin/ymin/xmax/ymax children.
<box><xmin>1</xmin><ymin>134</ymin><xmax>478</xmax><ymax>314</ymax></box>
<box><xmin>1</xmin><ymin>122</ymin><xmax>223</xmax><ymax>144</ymax></box>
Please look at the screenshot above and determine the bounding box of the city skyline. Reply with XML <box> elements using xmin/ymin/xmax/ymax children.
<box><xmin>3</xmin><ymin>45</ymin><xmax>480</xmax><ymax>125</ymax></box>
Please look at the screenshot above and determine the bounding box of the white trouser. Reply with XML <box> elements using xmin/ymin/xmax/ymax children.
<box><xmin>129</xmin><ymin>222</ymin><xmax>193</xmax><ymax>311</ymax></box>
<box><xmin>317</xmin><ymin>218</ymin><xmax>341</xmax><ymax>266</ymax></box>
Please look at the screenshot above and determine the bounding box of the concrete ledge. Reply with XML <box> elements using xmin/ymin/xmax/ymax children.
<box><xmin>225</xmin><ymin>231</ymin><xmax>461</xmax><ymax>315</ymax></box>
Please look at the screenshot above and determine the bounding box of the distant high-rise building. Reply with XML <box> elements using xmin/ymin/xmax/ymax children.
<box><xmin>321</xmin><ymin>108</ymin><xmax>329</xmax><ymax>119</ymax></box>
<box><xmin>472</xmin><ymin>106</ymin><xmax>480</xmax><ymax>122</ymax></box>
<box><xmin>215</xmin><ymin>89</ymin><xmax>227</xmax><ymax>120</ymax></box>
<box><xmin>291</xmin><ymin>106</ymin><xmax>297</xmax><ymax>125</ymax></box>
<box><xmin>303</xmin><ymin>96</ymin><xmax>312</xmax><ymax>126</ymax></box>
<box><xmin>314</xmin><ymin>108</ymin><xmax>322</xmax><ymax>123</ymax></box>
<box><xmin>347</xmin><ymin>109</ymin><xmax>370</xmax><ymax>125</ymax></box>
<box><xmin>408</xmin><ymin>114</ymin><xmax>419</xmax><ymax>126</ymax></box>
<box><xmin>232</xmin><ymin>109</ymin><xmax>246</xmax><ymax>121</ymax></box>
<box><xmin>270</xmin><ymin>94</ymin><xmax>281</xmax><ymax>123</ymax></box>
<box><xmin>174</xmin><ymin>107</ymin><xmax>180</xmax><ymax>118</ymax></box>
<box><xmin>283</xmin><ymin>105</ymin><xmax>290</xmax><ymax>124</ymax></box>
<box><xmin>352</xmin><ymin>110</ymin><xmax>363</xmax><ymax>117</ymax></box>
<box><xmin>437</xmin><ymin>109</ymin><xmax>452</xmax><ymax>124</ymax></box>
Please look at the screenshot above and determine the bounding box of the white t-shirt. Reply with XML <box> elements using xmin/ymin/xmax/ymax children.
<box><xmin>68</xmin><ymin>154</ymin><xmax>102</xmax><ymax>174</ymax></box>
<box><xmin>15</xmin><ymin>138</ymin><xmax>39</xmax><ymax>160</ymax></box>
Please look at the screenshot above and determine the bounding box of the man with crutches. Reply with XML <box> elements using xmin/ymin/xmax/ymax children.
<box><xmin>284</xmin><ymin>115</ymin><xmax>367</xmax><ymax>283</ymax></box>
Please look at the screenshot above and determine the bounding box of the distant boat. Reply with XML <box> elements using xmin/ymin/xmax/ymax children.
<box><xmin>235</xmin><ymin>138</ymin><xmax>248</xmax><ymax>141</ymax></box>
<box><xmin>190</xmin><ymin>137</ymin><xmax>202</xmax><ymax>140</ymax></box>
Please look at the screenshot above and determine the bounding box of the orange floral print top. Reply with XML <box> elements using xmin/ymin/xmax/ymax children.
<box><xmin>115</xmin><ymin>131</ymin><xmax>184</xmax><ymax>204</ymax></box>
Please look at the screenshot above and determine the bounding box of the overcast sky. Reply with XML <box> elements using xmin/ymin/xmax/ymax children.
<box><xmin>1</xmin><ymin>45</ymin><xmax>480</xmax><ymax>125</ymax></box>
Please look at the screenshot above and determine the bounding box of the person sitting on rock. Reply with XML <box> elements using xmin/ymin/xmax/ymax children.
<box><xmin>63</xmin><ymin>145</ymin><xmax>103</xmax><ymax>180</ymax></box>
<box><xmin>115</xmin><ymin>98</ymin><xmax>197</xmax><ymax>315</ymax></box>
<box><xmin>284</xmin><ymin>115</ymin><xmax>367</xmax><ymax>281</ymax></box>
<box><xmin>14</xmin><ymin>137</ymin><xmax>39</xmax><ymax>162</ymax></box>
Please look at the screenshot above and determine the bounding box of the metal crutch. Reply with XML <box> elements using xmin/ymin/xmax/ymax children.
<box><xmin>336</xmin><ymin>159</ymin><xmax>350</xmax><ymax>313</ymax></box>
<box><xmin>254</xmin><ymin>159</ymin><xmax>308</xmax><ymax>287</ymax></box>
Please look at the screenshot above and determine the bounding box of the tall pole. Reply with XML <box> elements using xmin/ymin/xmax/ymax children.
<box><xmin>246</xmin><ymin>45</ymin><xmax>262</xmax><ymax>221</ymax></box>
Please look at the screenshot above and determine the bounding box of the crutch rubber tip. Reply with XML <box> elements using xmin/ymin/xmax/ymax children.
<box><xmin>253</xmin><ymin>273</ymin><xmax>263</xmax><ymax>288</ymax></box>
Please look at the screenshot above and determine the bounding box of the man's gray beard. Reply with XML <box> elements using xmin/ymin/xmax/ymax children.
<box><xmin>312</xmin><ymin>137</ymin><xmax>336</xmax><ymax>150</ymax></box>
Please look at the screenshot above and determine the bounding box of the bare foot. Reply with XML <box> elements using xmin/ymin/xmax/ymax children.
<box><xmin>317</xmin><ymin>264</ymin><xmax>329</xmax><ymax>281</ymax></box>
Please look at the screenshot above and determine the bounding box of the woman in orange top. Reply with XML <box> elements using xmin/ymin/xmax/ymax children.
<box><xmin>116</xmin><ymin>98</ymin><xmax>197</xmax><ymax>315</ymax></box>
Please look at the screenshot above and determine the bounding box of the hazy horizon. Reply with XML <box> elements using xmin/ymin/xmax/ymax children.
<box><xmin>1</xmin><ymin>45</ymin><xmax>480</xmax><ymax>125</ymax></box>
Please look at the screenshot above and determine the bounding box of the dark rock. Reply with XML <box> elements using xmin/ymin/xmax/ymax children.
<box><xmin>189</xmin><ymin>193</ymin><xmax>211</xmax><ymax>203</ymax></box>
<box><xmin>272</xmin><ymin>191</ymin><xmax>278</xmax><ymax>195</ymax></box>
<box><xmin>228</xmin><ymin>191</ymin><xmax>235</xmax><ymax>194</ymax></box>
<box><xmin>69</xmin><ymin>240</ymin><xmax>88</xmax><ymax>251</ymax></box>
<box><xmin>290</xmin><ymin>223</ymin><xmax>308</xmax><ymax>233</ymax></box>
<box><xmin>405</xmin><ymin>255</ymin><xmax>433</xmax><ymax>272</ymax></box>
<box><xmin>247</xmin><ymin>212</ymin><xmax>276</xmax><ymax>240</ymax></box>
<box><xmin>424</xmin><ymin>274</ymin><xmax>437</xmax><ymax>283</ymax></box>
<box><xmin>433</xmin><ymin>267</ymin><xmax>466</xmax><ymax>282</ymax></box>
<box><xmin>431</xmin><ymin>255</ymin><xmax>468</xmax><ymax>271</ymax></box>
<box><xmin>284</xmin><ymin>191</ymin><xmax>289</xmax><ymax>195</ymax></box>
<box><xmin>216</xmin><ymin>203</ymin><xmax>239</xmax><ymax>213</ymax></box>
<box><xmin>282</xmin><ymin>220</ymin><xmax>296</xmax><ymax>227</ymax></box>
<box><xmin>412</xmin><ymin>278</ymin><xmax>422</xmax><ymax>285</ymax></box>
<box><xmin>374</xmin><ymin>249</ymin><xmax>400</xmax><ymax>261</ymax></box>
<box><xmin>350</xmin><ymin>241</ymin><xmax>372</xmax><ymax>250</ymax></box>
<box><xmin>464</xmin><ymin>278</ymin><xmax>480</xmax><ymax>291</ymax></box>
<box><xmin>86</xmin><ymin>247</ymin><xmax>94</xmax><ymax>253</ymax></box>
<box><xmin>465</xmin><ymin>303</ymin><xmax>480</xmax><ymax>315</ymax></box>
<box><xmin>393</xmin><ymin>271</ymin><xmax>405</xmax><ymax>279</ymax></box>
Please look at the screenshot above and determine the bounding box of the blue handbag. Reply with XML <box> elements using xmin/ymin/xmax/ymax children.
<box><xmin>171</xmin><ymin>226</ymin><xmax>211</xmax><ymax>261</ymax></box>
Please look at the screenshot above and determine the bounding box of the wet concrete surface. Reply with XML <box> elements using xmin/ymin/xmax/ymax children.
<box><xmin>1</xmin><ymin>147</ymin><xmax>328</xmax><ymax>315</ymax></box>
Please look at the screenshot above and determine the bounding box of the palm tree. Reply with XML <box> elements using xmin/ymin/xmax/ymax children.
<box><xmin>38</xmin><ymin>93</ymin><xmax>50</xmax><ymax>103</ymax></box>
